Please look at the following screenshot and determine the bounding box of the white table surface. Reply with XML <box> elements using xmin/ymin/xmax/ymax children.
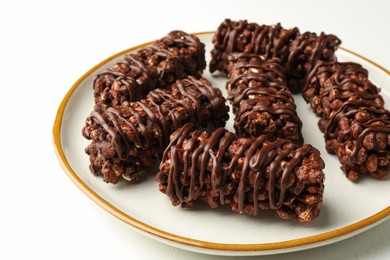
<box><xmin>1</xmin><ymin>0</ymin><xmax>389</xmax><ymax>259</ymax></box>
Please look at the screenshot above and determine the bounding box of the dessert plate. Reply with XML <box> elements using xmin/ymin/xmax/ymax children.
<box><xmin>53</xmin><ymin>32</ymin><xmax>390</xmax><ymax>256</ymax></box>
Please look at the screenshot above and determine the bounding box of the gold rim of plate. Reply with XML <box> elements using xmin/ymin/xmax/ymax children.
<box><xmin>52</xmin><ymin>32</ymin><xmax>390</xmax><ymax>252</ymax></box>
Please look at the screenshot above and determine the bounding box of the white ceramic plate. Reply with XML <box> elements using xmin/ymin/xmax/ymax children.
<box><xmin>53</xmin><ymin>32</ymin><xmax>390</xmax><ymax>256</ymax></box>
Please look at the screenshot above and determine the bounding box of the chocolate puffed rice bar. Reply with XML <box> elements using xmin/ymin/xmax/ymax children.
<box><xmin>304</xmin><ymin>61</ymin><xmax>390</xmax><ymax>180</ymax></box>
<box><xmin>157</xmin><ymin>123</ymin><xmax>325</xmax><ymax>222</ymax></box>
<box><xmin>226</xmin><ymin>53</ymin><xmax>303</xmax><ymax>145</ymax></box>
<box><xmin>210</xmin><ymin>19</ymin><xmax>341</xmax><ymax>93</ymax></box>
<box><xmin>82</xmin><ymin>76</ymin><xmax>229</xmax><ymax>184</ymax></box>
<box><xmin>93</xmin><ymin>30</ymin><xmax>206</xmax><ymax>111</ymax></box>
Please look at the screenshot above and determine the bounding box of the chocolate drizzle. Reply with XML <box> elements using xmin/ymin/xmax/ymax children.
<box><xmin>158</xmin><ymin>123</ymin><xmax>324</xmax><ymax>221</ymax></box>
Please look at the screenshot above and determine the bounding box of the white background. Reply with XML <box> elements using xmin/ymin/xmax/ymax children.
<box><xmin>1</xmin><ymin>0</ymin><xmax>389</xmax><ymax>259</ymax></box>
